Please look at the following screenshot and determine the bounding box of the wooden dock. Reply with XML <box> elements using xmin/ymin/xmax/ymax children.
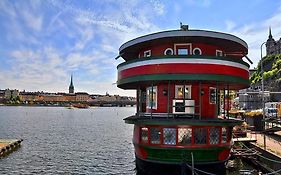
<box><xmin>0</xmin><ymin>139</ymin><xmax>23</xmax><ymax>157</ymax></box>
<box><xmin>233</xmin><ymin>137</ymin><xmax>257</xmax><ymax>143</ymax></box>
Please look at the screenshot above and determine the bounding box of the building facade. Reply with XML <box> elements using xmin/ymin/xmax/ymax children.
<box><xmin>266</xmin><ymin>28</ymin><xmax>281</xmax><ymax>55</ymax></box>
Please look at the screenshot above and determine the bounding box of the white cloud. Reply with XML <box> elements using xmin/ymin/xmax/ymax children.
<box><xmin>225</xmin><ymin>20</ymin><xmax>236</xmax><ymax>31</ymax></box>
<box><xmin>226</xmin><ymin>6</ymin><xmax>281</xmax><ymax>69</ymax></box>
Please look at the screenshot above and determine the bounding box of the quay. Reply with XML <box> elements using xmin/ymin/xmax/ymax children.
<box><xmin>0</xmin><ymin>139</ymin><xmax>23</xmax><ymax>157</ymax></box>
<box><xmin>232</xmin><ymin>130</ymin><xmax>281</xmax><ymax>174</ymax></box>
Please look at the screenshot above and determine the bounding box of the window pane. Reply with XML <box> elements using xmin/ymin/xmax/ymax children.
<box><xmin>185</xmin><ymin>86</ymin><xmax>191</xmax><ymax>99</ymax></box>
<box><xmin>222</xmin><ymin>127</ymin><xmax>228</xmax><ymax>143</ymax></box>
<box><xmin>178</xmin><ymin>48</ymin><xmax>188</xmax><ymax>55</ymax></box>
<box><xmin>150</xmin><ymin>128</ymin><xmax>161</xmax><ymax>144</ymax></box>
<box><xmin>146</xmin><ymin>86</ymin><xmax>157</xmax><ymax>109</ymax></box>
<box><xmin>141</xmin><ymin>127</ymin><xmax>148</xmax><ymax>143</ymax></box>
<box><xmin>176</xmin><ymin>86</ymin><xmax>184</xmax><ymax>99</ymax></box>
<box><xmin>209</xmin><ymin>88</ymin><xmax>216</xmax><ymax>104</ymax></box>
<box><xmin>209</xmin><ymin>128</ymin><xmax>220</xmax><ymax>144</ymax></box>
<box><xmin>163</xmin><ymin>128</ymin><xmax>176</xmax><ymax>145</ymax></box>
<box><xmin>194</xmin><ymin>128</ymin><xmax>207</xmax><ymax>144</ymax></box>
<box><xmin>144</xmin><ymin>50</ymin><xmax>151</xmax><ymax>57</ymax></box>
<box><xmin>178</xmin><ymin>128</ymin><xmax>192</xmax><ymax>145</ymax></box>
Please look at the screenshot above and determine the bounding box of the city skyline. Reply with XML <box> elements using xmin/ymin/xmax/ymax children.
<box><xmin>1</xmin><ymin>0</ymin><xmax>281</xmax><ymax>96</ymax></box>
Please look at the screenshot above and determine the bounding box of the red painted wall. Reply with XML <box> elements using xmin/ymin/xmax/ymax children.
<box><xmin>138</xmin><ymin>43</ymin><xmax>228</xmax><ymax>58</ymax></box>
<box><xmin>144</xmin><ymin>83</ymin><xmax>218</xmax><ymax>118</ymax></box>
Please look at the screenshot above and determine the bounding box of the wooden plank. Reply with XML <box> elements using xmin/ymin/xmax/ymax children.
<box><xmin>233</xmin><ymin>137</ymin><xmax>257</xmax><ymax>143</ymax></box>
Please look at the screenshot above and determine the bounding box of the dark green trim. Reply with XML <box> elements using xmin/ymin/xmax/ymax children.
<box><xmin>117</xmin><ymin>55</ymin><xmax>250</xmax><ymax>68</ymax></box>
<box><xmin>124</xmin><ymin>116</ymin><xmax>242</xmax><ymax>126</ymax></box>
<box><xmin>117</xmin><ymin>74</ymin><xmax>249</xmax><ymax>87</ymax></box>
<box><xmin>138</xmin><ymin>144</ymin><xmax>230</xmax><ymax>163</ymax></box>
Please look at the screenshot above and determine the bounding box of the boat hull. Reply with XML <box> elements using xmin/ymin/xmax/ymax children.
<box><xmin>136</xmin><ymin>156</ymin><xmax>227</xmax><ymax>175</ymax></box>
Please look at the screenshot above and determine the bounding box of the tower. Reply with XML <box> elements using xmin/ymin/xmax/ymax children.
<box><xmin>266</xmin><ymin>27</ymin><xmax>275</xmax><ymax>55</ymax></box>
<box><xmin>69</xmin><ymin>74</ymin><xmax>74</xmax><ymax>94</ymax></box>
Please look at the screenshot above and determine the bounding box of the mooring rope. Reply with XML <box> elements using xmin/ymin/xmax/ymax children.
<box><xmin>184</xmin><ymin>162</ymin><xmax>217</xmax><ymax>175</ymax></box>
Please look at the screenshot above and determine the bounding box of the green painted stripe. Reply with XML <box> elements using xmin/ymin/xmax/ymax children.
<box><xmin>139</xmin><ymin>145</ymin><xmax>229</xmax><ymax>163</ymax></box>
<box><xmin>117</xmin><ymin>55</ymin><xmax>250</xmax><ymax>68</ymax></box>
<box><xmin>117</xmin><ymin>74</ymin><xmax>249</xmax><ymax>87</ymax></box>
<box><xmin>124</xmin><ymin>117</ymin><xmax>242</xmax><ymax>126</ymax></box>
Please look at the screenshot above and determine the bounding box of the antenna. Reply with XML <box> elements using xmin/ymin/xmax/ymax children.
<box><xmin>180</xmin><ymin>23</ymin><xmax>189</xmax><ymax>31</ymax></box>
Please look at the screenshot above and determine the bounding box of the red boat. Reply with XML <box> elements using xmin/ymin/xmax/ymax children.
<box><xmin>116</xmin><ymin>25</ymin><xmax>249</xmax><ymax>175</ymax></box>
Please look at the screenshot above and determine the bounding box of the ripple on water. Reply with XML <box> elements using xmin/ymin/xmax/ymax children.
<box><xmin>0</xmin><ymin>106</ymin><xmax>135</xmax><ymax>174</ymax></box>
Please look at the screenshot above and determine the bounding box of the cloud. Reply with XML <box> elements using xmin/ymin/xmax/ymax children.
<box><xmin>225</xmin><ymin>20</ymin><xmax>236</xmax><ymax>31</ymax></box>
<box><xmin>226</xmin><ymin>6</ymin><xmax>281</xmax><ymax>69</ymax></box>
<box><xmin>21</xmin><ymin>9</ymin><xmax>43</xmax><ymax>32</ymax></box>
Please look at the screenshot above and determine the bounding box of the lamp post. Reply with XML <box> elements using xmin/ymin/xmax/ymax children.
<box><xmin>260</xmin><ymin>41</ymin><xmax>266</xmax><ymax>150</ymax></box>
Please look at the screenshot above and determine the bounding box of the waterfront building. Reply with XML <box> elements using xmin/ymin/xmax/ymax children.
<box><xmin>4</xmin><ymin>89</ymin><xmax>19</xmax><ymax>99</ymax></box>
<box><xmin>266</xmin><ymin>28</ymin><xmax>281</xmax><ymax>55</ymax></box>
<box><xmin>75</xmin><ymin>92</ymin><xmax>89</xmax><ymax>102</ymax></box>
<box><xmin>69</xmin><ymin>75</ymin><xmax>74</xmax><ymax>94</ymax></box>
<box><xmin>116</xmin><ymin>25</ymin><xmax>249</xmax><ymax>174</ymax></box>
<box><xmin>19</xmin><ymin>91</ymin><xmax>40</xmax><ymax>102</ymax></box>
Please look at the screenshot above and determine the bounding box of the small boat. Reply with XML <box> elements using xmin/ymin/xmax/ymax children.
<box><xmin>72</xmin><ymin>103</ymin><xmax>89</xmax><ymax>109</ymax></box>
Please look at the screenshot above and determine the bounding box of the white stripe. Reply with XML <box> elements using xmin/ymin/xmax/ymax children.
<box><xmin>118</xmin><ymin>58</ymin><xmax>249</xmax><ymax>72</ymax></box>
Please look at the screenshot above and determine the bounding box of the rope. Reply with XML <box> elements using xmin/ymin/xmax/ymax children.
<box><xmin>263</xmin><ymin>168</ymin><xmax>281</xmax><ymax>175</ymax></box>
<box><xmin>185</xmin><ymin>162</ymin><xmax>217</xmax><ymax>175</ymax></box>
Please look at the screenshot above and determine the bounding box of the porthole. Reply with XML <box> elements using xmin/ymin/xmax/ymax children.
<box><xmin>164</xmin><ymin>48</ymin><xmax>174</xmax><ymax>55</ymax></box>
<box><xmin>193</xmin><ymin>48</ymin><xmax>202</xmax><ymax>55</ymax></box>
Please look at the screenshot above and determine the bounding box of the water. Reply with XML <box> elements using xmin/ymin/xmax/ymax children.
<box><xmin>0</xmin><ymin>106</ymin><xmax>256</xmax><ymax>174</ymax></box>
<box><xmin>0</xmin><ymin>106</ymin><xmax>135</xmax><ymax>174</ymax></box>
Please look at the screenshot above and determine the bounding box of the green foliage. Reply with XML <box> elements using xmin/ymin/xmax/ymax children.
<box><xmin>263</xmin><ymin>68</ymin><xmax>278</xmax><ymax>80</ymax></box>
<box><xmin>251</xmin><ymin>54</ymin><xmax>281</xmax><ymax>84</ymax></box>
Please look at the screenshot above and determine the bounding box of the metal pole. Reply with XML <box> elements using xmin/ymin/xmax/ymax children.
<box><xmin>261</xmin><ymin>41</ymin><xmax>266</xmax><ymax>150</ymax></box>
<box><xmin>191</xmin><ymin>152</ymin><xmax>194</xmax><ymax>175</ymax></box>
<box><xmin>137</xmin><ymin>86</ymin><xmax>140</xmax><ymax>116</ymax></box>
<box><xmin>199</xmin><ymin>82</ymin><xmax>202</xmax><ymax>119</ymax></box>
<box><xmin>167</xmin><ymin>81</ymin><xmax>170</xmax><ymax>116</ymax></box>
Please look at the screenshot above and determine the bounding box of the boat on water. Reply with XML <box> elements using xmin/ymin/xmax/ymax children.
<box><xmin>72</xmin><ymin>103</ymin><xmax>89</xmax><ymax>109</ymax></box>
<box><xmin>116</xmin><ymin>25</ymin><xmax>250</xmax><ymax>175</ymax></box>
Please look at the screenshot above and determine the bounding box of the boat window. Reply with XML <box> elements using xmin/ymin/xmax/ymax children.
<box><xmin>141</xmin><ymin>127</ymin><xmax>148</xmax><ymax>143</ymax></box>
<box><xmin>178</xmin><ymin>128</ymin><xmax>192</xmax><ymax>145</ymax></box>
<box><xmin>178</xmin><ymin>48</ymin><xmax>188</xmax><ymax>55</ymax></box>
<box><xmin>146</xmin><ymin>86</ymin><xmax>157</xmax><ymax>109</ymax></box>
<box><xmin>163</xmin><ymin>128</ymin><xmax>176</xmax><ymax>145</ymax></box>
<box><xmin>164</xmin><ymin>48</ymin><xmax>174</xmax><ymax>56</ymax></box>
<box><xmin>216</xmin><ymin>50</ymin><xmax>223</xmax><ymax>57</ymax></box>
<box><xmin>209</xmin><ymin>87</ymin><xmax>216</xmax><ymax>104</ymax></box>
<box><xmin>175</xmin><ymin>85</ymin><xmax>191</xmax><ymax>99</ymax></box>
<box><xmin>194</xmin><ymin>128</ymin><xmax>207</xmax><ymax>145</ymax></box>
<box><xmin>150</xmin><ymin>127</ymin><xmax>161</xmax><ymax>144</ymax></box>
<box><xmin>209</xmin><ymin>127</ymin><xmax>220</xmax><ymax>144</ymax></box>
<box><xmin>144</xmin><ymin>50</ymin><xmax>151</xmax><ymax>57</ymax></box>
<box><xmin>222</xmin><ymin>127</ymin><xmax>228</xmax><ymax>143</ymax></box>
<box><xmin>193</xmin><ymin>48</ymin><xmax>202</xmax><ymax>55</ymax></box>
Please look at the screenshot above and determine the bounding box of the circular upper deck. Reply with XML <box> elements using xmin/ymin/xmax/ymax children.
<box><xmin>119</xmin><ymin>29</ymin><xmax>248</xmax><ymax>60</ymax></box>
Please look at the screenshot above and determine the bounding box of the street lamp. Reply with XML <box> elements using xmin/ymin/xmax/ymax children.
<box><xmin>260</xmin><ymin>41</ymin><xmax>266</xmax><ymax>150</ymax></box>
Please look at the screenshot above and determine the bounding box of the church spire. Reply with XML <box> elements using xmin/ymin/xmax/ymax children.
<box><xmin>69</xmin><ymin>74</ymin><xmax>74</xmax><ymax>94</ymax></box>
<box><xmin>269</xmin><ymin>27</ymin><xmax>272</xmax><ymax>39</ymax></box>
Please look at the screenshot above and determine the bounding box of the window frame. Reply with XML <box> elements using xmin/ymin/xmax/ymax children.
<box><xmin>144</xmin><ymin>50</ymin><xmax>151</xmax><ymax>57</ymax></box>
<box><xmin>193</xmin><ymin>48</ymin><xmax>202</xmax><ymax>55</ymax></box>
<box><xmin>174</xmin><ymin>43</ymin><xmax>192</xmax><ymax>55</ymax></box>
<box><xmin>209</xmin><ymin>87</ymin><xmax>217</xmax><ymax>104</ymax></box>
<box><xmin>146</xmin><ymin>86</ymin><xmax>157</xmax><ymax>109</ymax></box>
<box><xmin>216</xmin><ymin>50</ymin><xmax>223</xmax><ymax>57</ymax></box>
<box><xmin>164</xmin><ymin>48</ymin><xmax>174</xmax><ymax>56</ymax></box>
<box><xmin>175</xmin><ymin>85</ymin><xmax>192</xmax><ymax>99</ymax></box>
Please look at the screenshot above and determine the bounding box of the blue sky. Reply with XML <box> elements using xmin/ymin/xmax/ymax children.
<box><xmin>1</xmin><ymin>0</ymin><xmax>281</xmax><ymax>96</ymax></box>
